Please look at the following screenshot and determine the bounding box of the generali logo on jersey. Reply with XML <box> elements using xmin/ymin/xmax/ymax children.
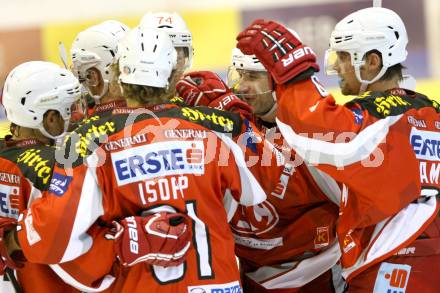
<box><xmin>104</xmin><ymin>134</ymin><xmax>147</xmax><ymax>151</ymax></box>
<box><xmin>163</xmin><ymin>129</ymin><xmax>207</xmax><ymax>139</ymax></box>
<box><xmin>407</xmin><ymin>116</ymin><xmax>426</xmax><ymax>128</ymax></box>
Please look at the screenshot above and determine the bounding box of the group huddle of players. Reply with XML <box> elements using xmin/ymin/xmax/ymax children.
<box><xmin>0</xmin><ymin>5</ymin><xmax>439</xmax><ymax>293</ymax></box>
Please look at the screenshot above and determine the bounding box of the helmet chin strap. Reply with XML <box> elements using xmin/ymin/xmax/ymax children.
<box><xmin>354</xmin><ymin>65</ymin><xmax>388</xmax><ymax>95</ymax></box>
<box><xmin>258</xmin><ymin>91</ymin><xmax>278</xmax><ymax>122</ymax></box>
<box><xmin>91</xmin><ymin>79</ymin><xmax>109</xmax><ymax>104</ymax></box>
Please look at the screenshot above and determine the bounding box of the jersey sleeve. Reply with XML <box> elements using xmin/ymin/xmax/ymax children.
<box><xmin>17</xmin><ymin>152</ymin><xmax>107</xmax><ymax>264</ymax></box>
<box><xmin>214</xmin><ymin>131</ymin><xmax>267</xmax><ymax>208</ymax></box>
<box><xmin>49</xmin><ymin>228</ymin><xmax>117</xmax><ymax>292</ymax></box>
<box><xmin>275</xmin><ymin>77</ymin><xmax>421</xmax><ymax>228</ymax></box>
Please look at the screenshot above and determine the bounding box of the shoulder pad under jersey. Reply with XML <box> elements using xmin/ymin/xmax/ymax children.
<box><xmin>59</xmin><ymin>113</ymin><xmax>123</xmax><ymax>167</ymax></box>
<box><xmin>168</xmin><ymin>106</ymin><xmax>243</xmax><ymax>137</ymax></box>
<box><xmin>111</xmin><ymin>106</ymin><xmax>244</xmax><ymax>136</ymax></box>
<box><xmin>0</xmin><ymin>144</ymin><xmax>55</xmax><ymax>191</ymax></box>
<box><xmin>60</xmin><ymin>106</ymin><xmax>244</xmax><ymax>167</ymax></box>
<box><xmin>348</xmin><ymin>90</ymin><xmax>439</xmax><ymax>119</ymax></box>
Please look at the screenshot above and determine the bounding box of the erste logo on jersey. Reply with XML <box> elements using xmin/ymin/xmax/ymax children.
<box><xmin>0</xmin><ymin>183</ymin><xmax>20</xmax><ymax>218</ymax></box>
<box><xmin>373</xmin><ymin>263</ymin><xmax>411</xmax><ymax>293</ymax></box>
<box><xmin>112</xmin><ymin>140</ymin><xmax>205</xmax><ymax>186</ymax></box>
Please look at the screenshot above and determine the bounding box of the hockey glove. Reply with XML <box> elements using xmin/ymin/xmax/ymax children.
<box><xmin>0</xmin><ymin>217</ymin><xmax>24</xmax><ymax>275</ymax></box>
<box><xmin>236</xmin><ymin>19</ymin><xmax>319</xmax><ymax>84</ymax></box>
<box><xmin>106</xmin><ymin>212</ymin><xmax>191</xmax><ymax>267</ymax></box>
<box><xmin>176</xmin><ymin>71</ymin><xmax>253</xmax><ymax>119</ymax></box>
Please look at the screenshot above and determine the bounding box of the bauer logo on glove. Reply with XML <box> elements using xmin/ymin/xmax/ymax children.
<box><xmin>236</xmin><ymin>19</ymin><xmax>319</xmax><ymax>84</ymax></box>
<box><xmin>176</xmin><ymin>71</ymin><xmax>253</xmax><ymax>119</ymax></box>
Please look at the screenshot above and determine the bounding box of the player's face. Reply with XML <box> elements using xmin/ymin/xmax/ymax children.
<box><xmin>167</xmin><ymin>48</ymin><xmax>187</xmax><ymax>97</ymax></box>
<box><xmin>236</xmin><ymin>70</ymin><xmax>274</xmax><ymax>116</ymax></box>
<box><xmin>175</xmin><ymin>48</ymin><xmax>187</xmax><ymax>75</ymax></box>
<box><xmin>334</xmin><ymin>52</ymin><xmax>361</xmax><ymax>95</ymax></box>
<box><xmin>83</xmin><ymin>68</ymin><xmax>104</xmax><ymax>96</ymax></box>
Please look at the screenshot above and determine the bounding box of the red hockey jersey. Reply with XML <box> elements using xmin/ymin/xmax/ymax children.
<box><xmin>17</xmin><ymin>105</ymin><xmax>266</xmax><ymax>292</ymax></box>
<box><xmin>275</xmin><ymin>76</ymin><xmax>440</xmax><ymax>280</ymax></box>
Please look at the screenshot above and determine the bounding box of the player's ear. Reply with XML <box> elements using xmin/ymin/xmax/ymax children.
<box><xmin>365</xmin><ymin>51</ymin><xmax>382</xmax><ymax>73</ymax></box>
<box><xmin>42</xmin><ymin>110</ymin><xmax>63</xmax><ymax>136</ymax></box>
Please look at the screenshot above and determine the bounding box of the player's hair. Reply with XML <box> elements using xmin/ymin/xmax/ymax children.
<box><xmin>365</xmin><ymin>50</ymin><xmax>404</xmax><ymax>81</ymax></box>
<box><xmin>112</xmin><ymin>63</ymin><xmax>173</xmax><ymax>106</ymax></box>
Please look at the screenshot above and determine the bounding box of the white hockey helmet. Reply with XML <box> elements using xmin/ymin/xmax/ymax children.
<box><xmin>227</xmin><ymin>48</ymin><xmax>266</xmax><ymax>89</ymax></box>
<box><xmin>2</xmin><ymin>61</ymin><xmax>81</xmax><ymax>138</ymax></box>
<box><xmin>325</xmin><ymin>7</ymin><xmax>408</xmax><ymax>93</ymax></box>
<box><xmin>231</xmin><ymin>48</ymin><xmax>266</xmax><ymax>72</ymax></box>
<box><xmin>118</xmin><ymin>26</ymin><xmax>177</xmax><ymax>88</ymax></box>
<box><xmin>140</xmin><ymin>12</ymin><xmax>193</xmax><ymax>69</ymax></box>
<box><xmin>70</xmin><ymin>20</ymin><xmax>129</xmax><ymax>98</ymax></box>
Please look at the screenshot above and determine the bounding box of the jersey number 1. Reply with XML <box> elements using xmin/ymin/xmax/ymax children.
<box><xmin>151</xmin><ymin>200</ymin><xmax>214</xmax><ymax>284</ymax></box>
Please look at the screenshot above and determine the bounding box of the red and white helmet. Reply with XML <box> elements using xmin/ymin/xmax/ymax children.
<box><xmin>2</xmin><ymin>61</ymin><xmax>81</xmax><ymax>139</ymax></box>
<box><xmin>325</xmin><ymin>7</ymin><xmax>408</xmax><ymax>93</ymax></box>
<box><xmin>140</xmin><ymin>12</ymin><xmax>193</xmax><ymax>70</ymax></box>
<box><xmin>118</xmin><ymin>26</ymin><xmax>177</xmax><ymax>88</ymax></box>
<box><xmin>70</xmin><ymin>20</ymin><xmax>129</xmax><ymax>99</ymax></box>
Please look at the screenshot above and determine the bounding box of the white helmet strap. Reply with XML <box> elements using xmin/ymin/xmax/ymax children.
<box><xmin>258</xmin><ymin>102</ymin><xmax>277</xmax><ymax>122</ymax></box>
<box><xmin>255</xmin><ymin>91</ymin><xmax>277</xmax><ymax>122</ymax></box>
<box><xmin>354</xmin><ymin>64</ymin><xmax>388</xmax><ymax>95</ymax></box>
<box><xmin>91</xmin><ymin>79</ymin><xmax>110</xmax><ymax>103</ymax></box>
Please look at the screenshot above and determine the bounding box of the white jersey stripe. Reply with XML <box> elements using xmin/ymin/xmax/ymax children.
<box><xmin>61</xmin><ymin>152</ymin><xmax>104</xmax><ymax>263</ymax></box>
<box><xmin>214</xmin><ymin>131</ymin><xmax>266</xmax><ymax>206</ymax></box>
<box><xmin>276</xmin><ymin>115</ymin><xmax>402</xmax><ymax>167</ymax></box>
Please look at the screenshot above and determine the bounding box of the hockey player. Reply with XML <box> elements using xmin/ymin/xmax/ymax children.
<box><xmin>70</xmin><ymin>19</ymin><xmax>129</xmax><ymax>124</ymax></box>
<box><xmin>176</xmin><ymin>53</ymin><xmax>342</xmax><ymax>292</ymax></box>
<box><xmin>237</xmin><ymin>6</ymin><xmax>440</xmax><ymax>292</ymax></box>
<box><xmin>140</xmin><ymin>12</ymin><xmax>193</xmax><ymax>101</ymax></box>
<box><xmin>0</xmin><ymin>61</ymin><xmax>82</xmax><ymax>292</ymax></box>
<box><xmin>10</xmin><ymin>27</ymin><xmax>266</xmax><ymax>292</ymax></box>
<box><xmin>70</xmin><ymin>20</ymin><xmax>129</xmax><ymax>106</ymax></box>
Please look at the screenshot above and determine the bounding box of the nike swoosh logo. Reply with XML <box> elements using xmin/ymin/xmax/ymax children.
<box><xmin>309</xmin><ymin>101</ymin><xmax>320</xmax><ymax>112</ymax></box>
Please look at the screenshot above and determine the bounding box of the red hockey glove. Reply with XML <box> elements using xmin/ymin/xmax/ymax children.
<box><xmin>176</xmin><ymin>71</ymin><xmax>253</xmax><ymax>119</ymax></box>
<box><xmin>106</xmin><ymin>212</ymin><xmax>191</xmax><ymax>267</ymax></box>
<box><xmin>0</xmin><ymin>218</ymin><xmax>24</xmax><ymax>275</ymax></box>
<box><xmin>236</xmin><ymin>19</ymin><xmax>319</xmax><ymax>84</ymax></box>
